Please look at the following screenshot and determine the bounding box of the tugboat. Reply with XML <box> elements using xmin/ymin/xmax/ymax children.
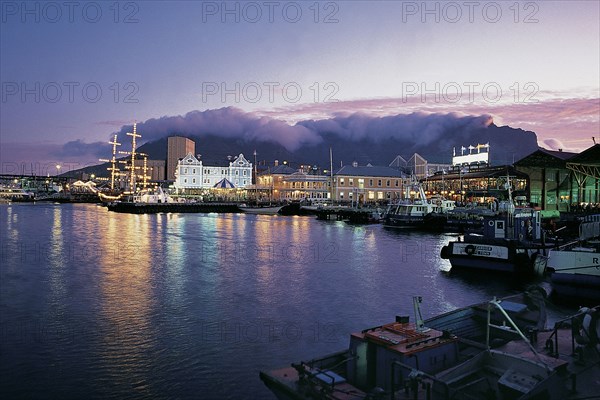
<box><xmin>440</xmin><ymin>178</ymin><xmax>548</xmax><ymax>276</ymax></box>
<box><xmin>260</xmin><ymin>291</ymin><xmax>600</xmax><ymax>400</ymax></box>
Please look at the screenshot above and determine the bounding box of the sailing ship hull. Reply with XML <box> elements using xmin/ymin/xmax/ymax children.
<box><xmin>106</xmin><ymin>202</ymin><xmax>240</xmax><ymax>214</ymax></box>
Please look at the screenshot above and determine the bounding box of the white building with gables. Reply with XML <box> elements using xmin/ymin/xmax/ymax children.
<box><xmin>174</xmin><ymin>153</ymin><xmax>253</xmax><ymax>190</ymax></box>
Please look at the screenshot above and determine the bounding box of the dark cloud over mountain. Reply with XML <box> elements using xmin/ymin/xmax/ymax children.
<box><xmin>101</xmin><ymin>107</ymin><xmax>538</xmax><ymax>168</ymax></box>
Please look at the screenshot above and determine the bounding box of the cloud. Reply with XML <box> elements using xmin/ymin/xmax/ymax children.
<box><xmin>542</xmin><ymin>138</ymin><xmax>567</xmax><ymax>151</ymax></box>
<box><xmin>51</xmin><ymin>139</ymin><xmax>112</xmax><ymax>158</ymax></box>
<box><xmin>115</xmin><ymin>107</ymin><xmax>323</xmax><ymax>152</ymax></box>
<box><xmin>109</xmin><ymin>107</ymin><xmax>495</xmax><ymax>152</ymax></box>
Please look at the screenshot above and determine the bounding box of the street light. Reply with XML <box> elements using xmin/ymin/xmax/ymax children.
<box><xmin>56</xmin><ymin>164</ymin><xmax>61</xmax><ymax>176</ymax></box>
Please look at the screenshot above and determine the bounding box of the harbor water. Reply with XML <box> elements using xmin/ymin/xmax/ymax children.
<box><xmin>0</xmin><ymin>203</ymin><xmax>574</xmax><ymax>399</ymax></box>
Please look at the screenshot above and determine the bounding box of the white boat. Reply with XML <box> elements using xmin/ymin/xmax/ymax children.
<box><xmin>0</xmin><ymin>186</ymin><xmax>35</xmax><ymax>202</ymax></box>
<box><xmin>238</xmin><ymin>204</ymin><xmax>283</xmax><ymax>215</ymax></box>
<box><xmin>546</xmin><ymin>214</ymin><xmax>600</xmax><ymax>301</ymax></box>
<box><xmin>383</xmin><ymin>183</ymin><xmax>455</xmax><ymax>229</ymax></box>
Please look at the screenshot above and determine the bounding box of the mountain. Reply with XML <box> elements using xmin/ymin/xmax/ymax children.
<box><xmin>66</xmin><ymin>109</ymin><xmax>540</xmax><ymax>177</ymax></box>
<box><xmin>136</xmin><ymin>123</ymin><xmax>538</xmax><ymax>168</ymax></box>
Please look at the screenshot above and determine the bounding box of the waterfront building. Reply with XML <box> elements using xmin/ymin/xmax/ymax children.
<box><xmin>278</xmin><ymin>170</ymin><xmax>329</xmax><ymax>201</ymax></box>
<box><xmin>514</xmin><ymin>145</ymin><xmax>600</xmax><ymax>211</ymax></box>
<box><xmin>255</xmin><ymin>162</ymin><xmax>298</xmax><ymax>201</ymax></box>
<box><xmin>333</xmin><ymin>163</ymin><xmax>409</xmax><ymax>204</ymax></box>
<box><xmin>174</xmin><ymin>153</ymin><xmax>252</xmax><ymax>191</ymax></box>
<box><xmin>167</xmin><ymin>136</ymin><xmax>195</xmax><ymax>181</ymax></box>
<box><xmin>423</xmin><ymin>165</ymin><xmax>529</xmax><ymax>203</ymax></box>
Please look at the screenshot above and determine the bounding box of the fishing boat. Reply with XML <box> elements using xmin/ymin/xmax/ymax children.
<box><xmin>383</xmin><ymin>184</ymin><xmax>455</xmax><ymax>230</ymax></box>
<box><xmin>260</xmin><ymin>291</ymin><xmax>600</xmax><ymax>400</ymax></box>
<box><xmin>440</xmin><ymin>178</ymin><xmax>550</xmax><ymax>276</ymax></box>
<box><xmin>545</xmin><ymin>214</ymin><xmax>600</xmax><ymax>302</ymax></box>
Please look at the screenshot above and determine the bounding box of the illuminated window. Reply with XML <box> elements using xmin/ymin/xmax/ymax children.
<box><xmin>340</xmin><ymin>178</ymin><xmax>345</xmax><ymax>185</ymax></box>
<box><xmin>349</xmin><ymin>178</ymin><xmax>354</xmax><ymax>186</ymax></box>
<box><xmin>368</xmin><ymin>191</ymin><xmax>375</xmax><ymax>199</ymax></box>
<box><xmin>377</xmin><ymin>192</ymin><xmax>384</xmax><ymax>200</ymax></box>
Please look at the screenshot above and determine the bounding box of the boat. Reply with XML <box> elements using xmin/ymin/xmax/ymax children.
<box><xmin>383</xmin><ymin>184</ymin><xmax>455</xmax><ymax>230</ymax></box>
<box><xmin>106</xmin><ymin>186</ymin><xmax>240</xmax><ymax>214</ymax></box>
<box><xmin>440</xmin><ymin>178</ymin><xmax>550</xmax><ymax>276</ymax></box>
<box><xmin>238</xmin><ymin>204</ymin><xmax>284</xmax><ymax>215</ymax></box>
<box><xmin>260</xmin><ymin>291</ymin><xmax>600</xmax><ymax>400</ymax></box>
<box><xmin>0</xmin><ymin>186</ymin><xmax>35</xmax><ymax>202</ymax></box>
<box><xmin>545</xmin><ymin>214</ymin><xmax>600</xmax><ymax>302</ymax></box>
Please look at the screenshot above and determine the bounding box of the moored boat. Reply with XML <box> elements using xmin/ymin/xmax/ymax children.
<box><xmin>383</xmin><ymin>184</ymin><xmax>455</xmax><ymax>230</ymax></box>
<box><xmin>546</xmin><ymin>214</ymin><xmax>600</xmax><ymax>302</ymax></box>
<box><xmin>261</xmin><ymin>290</ymin><xmax>600</xmax><ymax>400</ymax></box>
<box><xmin>238</xmin><ymin>204</ymin><xmax>284</xmax><ymax>215</ymax></box>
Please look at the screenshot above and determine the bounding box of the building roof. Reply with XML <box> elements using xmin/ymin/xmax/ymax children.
<box><xmin>260</xmin><ymin>165</ymin><xmax>297</xmax><ymax>175</ymax></box>
<box><xmin>514</xmin><ymin>147</ymin><xmax>577</xmax><ymax>168</ymax></box>
<box><xmin>567</xmin><ymin>144</ymin><xmax>600</xmax><ymax>165</ymax></box>
<box><xmin>335</xmin><ymin>165</ymin><xmax>406</xmax><ymax>178</ymax></box>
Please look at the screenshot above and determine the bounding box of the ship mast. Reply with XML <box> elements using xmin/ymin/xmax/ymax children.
<box><xmin>99</xmin><ymin>134</ymin><xmax>122</xmax><ymax>190</ymax></box>
<box><xmin>127</xmin><ymin>123</ymin><xmax>141</xmax><ymax>192</ymax></box>
<box><xmin>118</xmin><ymin>122</ymin><xmax>142</xmax><ymax>193</ymax></box>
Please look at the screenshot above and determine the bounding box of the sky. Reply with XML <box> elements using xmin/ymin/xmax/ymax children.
<box><xmin>1</xmin><ymin>0</ymin><xmax>598</xmax><ymax>174</ymax></box>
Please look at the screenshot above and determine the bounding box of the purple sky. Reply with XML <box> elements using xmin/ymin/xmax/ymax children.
<box><xmin>1</xmin><ymin>1</ymin><xmax>598</xmax><ymax>174</ymax></box>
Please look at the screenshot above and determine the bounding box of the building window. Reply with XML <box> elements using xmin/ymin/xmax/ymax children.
<box><xmin>378</xmin><ymin>179</ymin><xmax>382</xmax><ymax>186</ymax></box>
<box><xmin>192</xmin><ymin>178</ymin><xmax>196</xmax><ymax>184</ymax></box>
<box><xmin>369</xmin><ymin>179</ymin><xmax>373</xmax><ymax>186</ymax></box>
<box><xmin>184</xmin><ymin>168</ymin><xmax>188</xmax><ymax>174</ymax></box>
<box><xmin>243</xmin><ymin>170</ymin><xmax>247</xmax><ymax>176</ymax></box>
<box><xmin>349</xmin><ymin>178</ymin><xmax>354</xmax><ymax>186</ymax></box>
<box><xmin>377</xmin><ymin>192</ymin><xmax>384</xmax><ymax>200</ymax></box>
<box><xmin>358</xmin><ymin>179</ymin><xmax>364</xmax><ymax>189</ymax></box>
<box><xmin>236</xmin><ymin>171</ymin><xmax>239</xmax><ymax>175</ymax></box>
<box><xmin>192</xmin><ymin>169</ymin><xmax>196</xmax><ymax>174</ymax></box>
<box><xmin>386</xmin><ymin>180</ymin><xmax>390</xmax><ymax>187</ymax></box>
<box><xmin>339</xmin><ymin>191</ymin><xmax>344</xmax><ymax>199</ymax></box>
<box><xmin>368</xmin><ymin>191</ymin><xmax>375</xmax><ymax>199</ymax></box>
<box><xmin>184</xmin><ymin>178</ymin><xmax>187</xmax><ymax>183</ymax></box>
<box><xmin>395</xmin><ymin>180</ymin><xmax>399</xmax><ymax>187</ymax></box>
<box><xmin>349</xmin><ymin>192</ymin><xmax>353</xmax><ymax>199</ymax></box>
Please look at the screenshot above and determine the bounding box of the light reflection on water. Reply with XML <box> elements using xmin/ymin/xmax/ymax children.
<box><xmin>0</xmin><ymin>203</ymin><xmax>573</xmax><ymax>400</ymax></box>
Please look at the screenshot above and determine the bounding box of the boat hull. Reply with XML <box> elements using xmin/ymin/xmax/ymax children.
<box><xmin>238</xmin><ymin>206</ymin><xmax>283</xmax><ymax>215</ymax></box>
<box><xmin>441</xmin><ymin>240</ymin><xmax>538</xmax><ymax>275</ymax></box>
<box><xmin>106</xmin><ymin>202</ymin><xmax>241</xmax><ymax>214</ymax></box>
<box><xmin>547</xmin><ymin>248</ymin><xmax>600</xmax><ymax>301</ymax></box>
